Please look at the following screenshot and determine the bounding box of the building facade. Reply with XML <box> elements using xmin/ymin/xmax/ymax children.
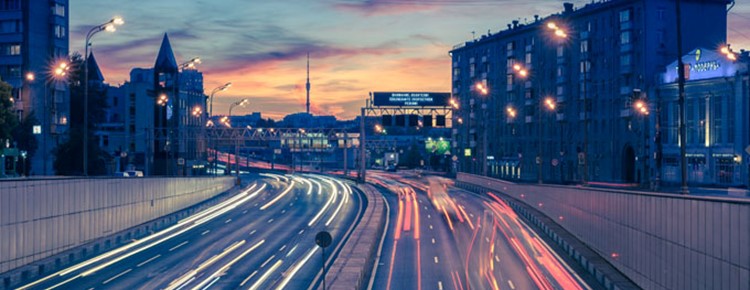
<box><xmin>450</xmin><ymin>0</ymin><xmax>731</xmax><ymax>184</ymax></box>
<box><xmin>657</xmin><ymin>48</ymin><xmax>749</xmax><ymax>187</ymax></box>
<box><xmin>0</xmin><ymin>0</ymin><xmax>69</xmax><ymax>175</ymax></box>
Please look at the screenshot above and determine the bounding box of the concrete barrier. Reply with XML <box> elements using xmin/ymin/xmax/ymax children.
<box><xmin>0</xmin><ymin>176</ymin><xmax>235</xmax><ymax>279</ymax></box>
<box><xmin>457</xmin><ymin>173</ymin><xmax>750</xmax><ymax>290</ymax></box>
<box><xmin>325</xmin><ymin>183</ymin><xmax>386</xmax><ymax>290</ymax></box>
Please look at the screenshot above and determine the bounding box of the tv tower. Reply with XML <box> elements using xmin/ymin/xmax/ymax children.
<box><xmin>306</xmin><ymin>52</ymin><xmax>311</xmax><ymax>114</ymax></box>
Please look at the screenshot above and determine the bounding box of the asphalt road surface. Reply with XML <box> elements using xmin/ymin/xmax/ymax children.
<box><xmin>369</xmin><ymin>171</ymin><xmax>592</xmax><ymax>290</ymax></box>
<box><xmin>17</xmin><ymin>173</ymin><xmax>363</xmax><ymax>290</ymax></box>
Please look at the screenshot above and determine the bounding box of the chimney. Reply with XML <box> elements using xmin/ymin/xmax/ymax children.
<box><xmin>534</xmin><ymin>15</ymin><xmax>539</xmax><ymax>22</ymax></box>
<box><xmin>564</xmin><ymin>2</ymin><xmax>574</xmax><ymax>13</ymax></box>
<box><xmin>512</xmin><ymin>20</ymin><xmax>519</xmax><ymax>29</ymax></box>
<box><xmin>507</xmin><ymin>24</ymin><xmax>512</xmax><ymax>30</ymax></box>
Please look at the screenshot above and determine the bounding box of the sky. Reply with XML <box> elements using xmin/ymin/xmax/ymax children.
<box><xmin>70</xmin><ymin>0</ymin><xmax>750</xmax><ymax>120</ymax></box>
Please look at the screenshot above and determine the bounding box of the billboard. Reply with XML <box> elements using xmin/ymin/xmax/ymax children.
<box><xmin>373</xmin><ymin>92</ymin><xmax>450</xmax><ymax>107</ymax></box>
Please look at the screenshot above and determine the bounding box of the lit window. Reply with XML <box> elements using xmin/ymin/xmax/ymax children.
<box><xmin>619</xmin><ymin>9</ymin><xmax>631</xmax><ymax>23</ymax></box>
<box><xmin>51</xmin><ymin>3</ymin><xmax>65</xmax><ymax>17</ymax></box>
<box><xmin>620</xmin><ymin>31</ymin><xmax>631</xmax><ymax>45</ymax></box>
<box><xmin>9</xmin><ymin>44</ymin><xmax>20</xmax><ymax>55</ymax></box>
<box><xmin>54</xmin><ymin>25</ymin><xmax>65</xmax><ymax>38</ymax></box>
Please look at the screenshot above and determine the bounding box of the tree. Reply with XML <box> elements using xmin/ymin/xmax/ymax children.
<box><xmin>52</xmin><ymin>53</ymin><xmax>110</xmax><ymax>175</ymax></box>
<box><xmin>0</xmin><ymin>80</ymin><xmax>18</xmax><ymax>142</ymax></box>
<box><xmin>12</xmin><ymin>112</ymin><xmax>39</xmax><ymax>175</ymax></box>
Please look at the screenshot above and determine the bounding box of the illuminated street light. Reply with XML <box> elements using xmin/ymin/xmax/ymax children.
<box><xmin>180</xmin><ymin>57</ymin><xmax>201</xmax><ymax>69</ymax></box>
<box><xmin>720</xmin><ymin>44</ymin><xmax>737</xmax><ymax>61</ymax></box>
<box><xmin>544</xmin><ymin>97</ymin><xmax>556</xmax><ymax>111</ymax></box>
<box><xmin>506</xmin><ymin>106</ymin><xmax>517</xmax><ymax>118</ymax></box>
<box><xmin>209</xmin><ymin>82</ymin><xmax>232</xmax><ymax>117</ymax></box>
<box><xmin>157</xmin><ymin>94</ymin><xmax>168</xmax><ymax>106</ymax></box>
<box><xmin>192</xmin><ymin>106</ymin><xmax>202</xmax><ymax>117</ymax></box>
<box><xmin>475</xmin><ymin>83</ymin><xmax>488</xmax><ymax>95</ymax></box>
<box><xmin>512</xmin><ymin>63</ymin><xmax>529</xmax><ymax>78</ymax></box>
<box><xmin>25</xmin><ymin>72</ymin><xmax>35</xmax><ymax>81</ymax></box>
<box><xmin>84</xmin><ymin>16</ymin><xmax>124</xmax><ymax>176</ymax></box>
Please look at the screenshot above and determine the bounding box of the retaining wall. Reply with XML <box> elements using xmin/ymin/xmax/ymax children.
<box><xmin>0</xmin><ymin>177</ymin><xmax>235</xmax><ymax>275</ymax></box>
<box><xmin>457</xmin><ymin>173</ymin><xmax>750</xmax><ymax>290</ymax></box>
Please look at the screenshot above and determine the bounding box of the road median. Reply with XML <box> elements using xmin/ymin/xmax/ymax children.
<box><xmin>325</xmin><ymin>183</ymin><xmax>386</xmax><ymax>290</ymax></box>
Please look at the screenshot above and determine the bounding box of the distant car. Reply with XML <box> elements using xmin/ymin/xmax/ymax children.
<box><xmin>114</xmin><ymin>170</ymin><xmax>144</xmax><ymax>177</ymax></box>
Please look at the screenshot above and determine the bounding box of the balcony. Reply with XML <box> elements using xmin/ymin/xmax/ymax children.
<box><xmin>556</xmin><ymin>113</ymin><xmax>565</xmax><ymax>121</ymax></box>
<box><xmin>620</xmin><ymin>21</ymin><xmax>633</xmax><ymax>30</ymax></box>
<box><xmin>525</xmin><ymin>116</ymin><xmax>533</xmax><ymax>123</ymax></box>
<box><xmin>620</xmin><ymin>109</ymin><xmax>632</xmax><ymax>117</ymax></box>
<box><xmin>620</xmin><ymin>64</ymin><xmax>633</xmax><ymax>74</ymax></box>
<box><xmin>620</xmin><ymin>43</ymin><xmax>633</xmax><ymax>53</ymax></box>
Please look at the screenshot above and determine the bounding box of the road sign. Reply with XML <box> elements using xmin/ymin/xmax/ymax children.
<box><xmin>315</xmin><ymin>231</ymin><xmax>332</xmax><ymax>248</ymax></box>
<box><xmin>373</xmin><ymin>92</ymin><xmax>450</xmax><ymax>107</ymax></box>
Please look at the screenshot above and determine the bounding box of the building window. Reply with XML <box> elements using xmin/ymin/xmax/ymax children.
<box><xmin>580</xmin><ymin>40</ymin><xmax>589</xmax><ymax>53</ymax></box>
<box><xmin>726</xmin><ymin>95</ymin><xmax>734</xmax><ymax>143</ymax></box>
<box><xmin>580</xmin><ymin>61</ymin><xmax>591</xmax><ymax>74</ymax></box>
<box><xmin>525</xmin><ymin>52</ymin><xmax>532</xmax><ymax>64</ymax></box>
<box><xmin>620</xmin><ymin>54</ymin><xmax>631</xmax><ymax>67</ymax></box>
<box><xmin>0</xmin><ymin>20</ymin><xmax>20</xmax><ymax>33</ymax></box>
<box><xmin>620</xmin><ymin>31</ymin><xmax>631</xmax><ymax>45</ymax></box>
<box><xmin>8</xmin><ymin>44</ymin><xmax>19</xmax><ymax>55</ymax></box>
<box><xmin>619</xmin><ymin>9</ymin><xmax>631</xmax><ymax>23</ymax></box>
<box><xmin>54</xmin><ymin>25</ymin><xmax>66</xmax><ymax>38</ymax></box>
<box><xmin>51</xmin><ymin>3</ymin><xmax>65</xmax><ymax>17</ymax></box>
<box><xmin>0</xmin><ymin>0</ymin><xmax>20</xmax><ymax>10</ymax></box>
<box><xmin>557</xmin><ymin>46</ymin><xmax>564</xmax><ymax>57</ymax></box>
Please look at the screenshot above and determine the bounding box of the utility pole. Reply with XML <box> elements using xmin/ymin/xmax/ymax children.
<box><xmin>676</xmin><ymin>0</ymin><xmax>689</xmax><ymax>194</ymax></box>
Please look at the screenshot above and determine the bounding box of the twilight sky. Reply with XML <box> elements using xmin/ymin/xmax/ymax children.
<box><xmin>70</xmin><ymin>0</ymin><xmax>750</xmax><ymax>120</ymax></box>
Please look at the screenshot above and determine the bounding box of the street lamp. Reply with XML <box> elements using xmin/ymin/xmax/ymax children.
<box><xmin>474</xmin><ymin>82</ymin><xmax>489</xmax><ymax>176</ymax></box>
<box><xmin>179</xmin><ymin>57</ymin><xmax>201</xmax><ymax>70</ymax></box>
<box><xmin>45</xmin><ymin>61</ymin><xmax>69</xmax><ymax>175</ymax></box>
<box><xmin>228</xmin><ymin>98</ymin><xmax>249</xmax><ymax>117</ymax></box>
<box><xmin>720</xmin><ymin>45</ymin><xmax>737</xmax><ymax>61</ymax></box>
<box><xmin>538</xmin><ymin>97</ymin><xmax>556</xmax><ymax>184</ymax></box>
<box><xmin>192</xmin><ymin>106</ymin><xmax>202</xmax><ymax>117</ymax></box>
<box><xmin>84</xmin><ymin>16</ymin><xmax>124</xmax><ymax>176</ymax></box>
<box><xmin>209</xmin><ymin>82</ymin><xmax>232</xmax><ymax>118</ymax></box>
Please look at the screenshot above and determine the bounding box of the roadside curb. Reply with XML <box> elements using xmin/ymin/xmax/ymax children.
<box><xmin>325</xmin><ymin>183</ymin><xmax>386</xmax><ymax>290</ymax></box>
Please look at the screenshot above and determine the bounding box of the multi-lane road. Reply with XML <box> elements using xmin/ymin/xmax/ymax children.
<box><xmin>369</xmin><ymin>171</ymin><xmax>592</xmax><ymax>290</ymax></box>
<box><xmin>15</xmin><ymin>170</ymin><xmax>594</xmax><ymax>290</ymax></box>
<box><xmin>18</xmin><ymin>173</ymin><xmax>362</xmax><ymax>290</ymax></box>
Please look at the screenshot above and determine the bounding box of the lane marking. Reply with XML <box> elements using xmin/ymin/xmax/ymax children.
<box><xmin>239</xmin><ymin>270</ymin><xmax>258</xmax><ymax>287</ymax></box>
<box><xmin>136</xmin><ymin>254</ymin><xmax>161</xmax><ymax>267</ymax></box>
<box><xmin>438</xmin><ymin>281</ymin><xmax>443</xmax><ymax>290</ymax></box>
<box><xmin>260</xmin><ymin>255</ymin><xmax>275</xmax><ymax>268</ymax></box>
<box><xmin>508</xmin><ymin>280</ymin><xmax>516</xmax><ymax>289</ymax></box>
<box><xmin>278</xmin><ymin>245</ymin><xmax>286</xmax><ymax>252</ymax></box>
<box><xmin>434</xmin><ymin>256</ymin><xmax>439</xmax><ymax>264</ymax></box>
<box><xmin>191</xmin><ymin>240</ymin><xmax>265</xmax><ymax>290</ymax></box>
<box><xmin>248</xmin><ymin>260</ymin><xmax>282</xmax><ymax>290</ymax></box>
<box><xmin>431</xmin><ymin>238</ymin><xmax>436</xmax><ymax>244</ymax></box>
<box><xmin>201</xmin><ymin>230</ymin><xmax>210</xmax><ymax>236</ymax></box>
<box><xmin>268</xmin><ymin>218</ymin><xmax>274</xmax><ymax>223</ymax></box>
<box><xmin>225</xmin><ymin>218</ymin><xmax>232</xmax><ymax>224</ymax></box>
<box><xmin>169</xmin><ymin>241</ymin><xmax>189</xmax><ymax>252</ymax></box>
<box><xmin>298</xmin><ymin>229</ymin><xmax>305</xmax><ymax>235</ymax></box>
<box><xmin>102</xmin><ymin>269</ymin><xmax>131</xmax><ymax>285</ymax></box>
<box><xmin>429</xmin><ymin>225</ymin><xmax>433</xmax><ymax>230</ymax></box>
<box><xmin>249</xmin><ymin>230</ymin><xmax>257</xmax><ymax>235</ymax></box>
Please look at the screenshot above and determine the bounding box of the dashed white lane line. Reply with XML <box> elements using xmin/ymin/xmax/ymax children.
<box><xmin>429</xmin><ymin>225</ymin><xmax>433</xmax><ymax>230</ymax></box>
<box><xmin>169</xmin><ymin>241</ymin><xmax>189</xmax><ymax>252</ymax></box>
<box><xmin>239</xmin><ymin>270</ymin><xmax>258</xmax><ymax>286</ymax></box>
<box><xmin>268</xmin><ymin>218</ymin><xmax>274</xmax><ymax>223</ymax></box>
<box><xmin>225</xmin><ymin>218</ymin><xmax>232</xmax><ymax>223</ymax></box>
<box><xmin>102</xmin><ymin>268</ymin><xmax>131</xmax><ymax>285</ymax></box>
<box><xmin>260</xmin><ymin>255</ymin><xmax>276</xmax><ymax>268</ymax></box>
<box><xmin>298</xmin><ymin>229</ymin><xmax>305</xmax><ymax>235</ymax></box>
<box><xmin>438</xmin><ymin>281</ymin><xmax>443</xmax><ymax>290</ymax></box>
<box><xmin>508</xmin><ymin>280</ymin><xmax>516</xmax><ymax>289</ymax></box>
<box><xmin>250</xmin><ymin>230</ymin><xmax>257</xmax><ymax>235</ymax></box>
<box><xmin>434</xmin><ymin>256</ymin><xmax>439</xmax><ymax>264</ymax></box>
<box><xmin>427</xmin><ymin>214</ymin><xmax>431</xmax><ymax>219</ymax></box>
<box><xmin>431</xmin><ymin>238</ymin><xmax>436</xmax><ymax>244</ymax></box>
<box><xmin>201</xmin><ymin>230</ymin><xmax>210</xmax><ymax>236</ymax></box>
<box><xmin>495</xmin><ymin>255</ymin><xmax>500</xmax><ymax>262</ymax></box>
<box><xmin>278</xmin><ymin>245</ymin><xmax>286</xmax><ymax>252</ymax></box>
<box><xmin>136</xmin><ymin>254</ymin><xmax>161</xmax><ymax>267</ymax></box>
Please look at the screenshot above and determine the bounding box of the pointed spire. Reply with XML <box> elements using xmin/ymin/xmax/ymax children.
<box><xmin>154</xmin><ymin>33</ymin><xmax>178</xmax><ymax>72</ymax></box>
<box><xmin>87</xmin><ymin>52</ymin><xmax>105</xmax><ymax>82</ymax></box>
<box><xmin>306</xmin><ymin>52</ymin><xmax>311</xmax><ymax>114</ymax></box>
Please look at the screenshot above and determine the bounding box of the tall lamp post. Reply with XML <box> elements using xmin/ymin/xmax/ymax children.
<box><xmin>538</xmin><ymin>97</ymin><xmax>556</xmax><ymax>184</ymax></box>
<box><xmin>209</xmin><ymin>82</ymin><xmax>232</xmax><ymax>118</ymax></box>
<box><xmin>474</xmin><ymin>83</ymin><xmax>489</xmax><ymax>176</ymax></box>
<box><xmin>83</xmin><ymin>16</ymin><xmax>123</xmax><ymax>176</ymax></box>
<box><xmin>228</xmin><ymin>98</ymin><xmax>248</xmax><ymax>176</ymax></box>
<box><xmin>49</xmin><ymin>62</ymin><xmax>69</xmax><ymax>175</ymax></box>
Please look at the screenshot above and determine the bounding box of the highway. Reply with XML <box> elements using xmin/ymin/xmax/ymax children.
<box><xmin>369</xmin><ymin>171</ymin><xmax>592</xmax><ymax>290</ymax></box>
<box><xmin>17</xmin><ymin>173</ymin><xmax>363</xmax><ymax>290</ymax></box>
